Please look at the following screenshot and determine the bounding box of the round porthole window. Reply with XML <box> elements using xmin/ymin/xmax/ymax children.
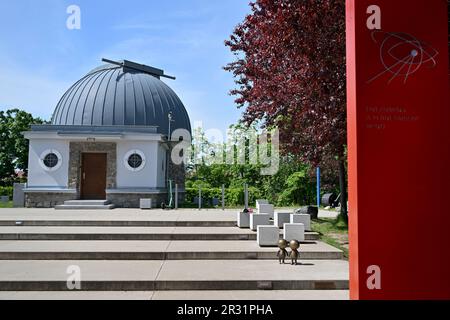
<box><xmin>39</xmin><ymin>149</ymin><xmax>62</xmax><ymax>171</ymax></box>
<box><xmin>43</xmin><ymin>153</ymin><xmax>59</xmax><ymax>168</ymax></box>
<box><xmin>124</xmin><ymin>150</ymin><xmax>146</xmax><ymax>172</ymax></box>
<box><xmin>128</xmin><ymin>153</ymin><xmax>143</xmax><ymax>169</ymax></box>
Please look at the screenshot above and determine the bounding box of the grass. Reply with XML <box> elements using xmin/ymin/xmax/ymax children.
<box><xmin>0</xmin><ymin>201</ymin><xmax>13</xmax><ymax>208</ymax></box>
<box><xmin>312</xmin><ymin>216</ymin><xmax>349</xmax><ymax>259</ymax></box>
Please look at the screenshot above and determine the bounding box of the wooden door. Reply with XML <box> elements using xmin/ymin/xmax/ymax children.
<box><xmin>81</xmin><ymin>153</ymin><xmax>107</xmax><ymax>200</ymax></box>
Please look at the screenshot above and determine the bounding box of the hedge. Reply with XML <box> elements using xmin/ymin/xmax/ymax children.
<box><xmin>0</xmin><ymin>186</ymin><xmax>13</xmax><ymax>198</ymax></box>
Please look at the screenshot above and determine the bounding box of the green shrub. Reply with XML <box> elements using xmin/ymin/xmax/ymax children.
<box><xmin>185</xmin><ymin>186</ymin><xmax>263</xmax><ymax>207</ymax></box>
<box><xmin>277</xmin><ymin>171</ymin><xmax>314</xmax><ymax>206</ymax></box>
<box><xmin>0</xmin><ymin>186</ymin><xmax>13</xmax><ymax>198</ymax></box>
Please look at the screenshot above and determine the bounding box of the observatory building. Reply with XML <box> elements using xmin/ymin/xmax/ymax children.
<box><xmin>22</xmin><ymin>59</ymin><xmax>191</xmax><ymax>208</ymax></box>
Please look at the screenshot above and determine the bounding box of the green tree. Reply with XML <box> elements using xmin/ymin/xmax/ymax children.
<box><xmin>0</xmin><ymin>109</ymin><xmax>45</xmax><ymax>183</ymax></box>
<box><xmin>225</xmin><ymin>0</ymin><xmax>348</xmax><ymax>221</ymax></box>
<box><xmin>278</xmin><ymin>170</ymin><xmax>314</xmax><ymax>206</ymax></box>
<box><xmin>186</xmin><ymin>124</ymin><xmax>318</xmax><ymax>207</ymax></box>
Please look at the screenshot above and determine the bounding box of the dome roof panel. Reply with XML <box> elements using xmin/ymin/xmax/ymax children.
<box><xmin>51</xmin><ymin>60</ymin><xmax>191</xmax><ymax>135</ymax></box>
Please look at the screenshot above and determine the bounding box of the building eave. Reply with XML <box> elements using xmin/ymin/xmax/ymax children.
<box><xmin>22</xmin><ymin>129</ymin><xmax>165</xmax><ymax>142</ymax></box>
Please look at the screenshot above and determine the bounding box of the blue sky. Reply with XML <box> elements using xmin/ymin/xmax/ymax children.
<box><xmin>0</xmin><ymin>0</ymin><xmax>250</xmax><ymax>134</ymax></box>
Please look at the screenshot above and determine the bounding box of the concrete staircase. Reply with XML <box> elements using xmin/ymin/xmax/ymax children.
<box><xmin>55</xmin><ymin>200</ymin><xmax>115</xmax><ymax>210</ymax></box>
<box><xmin>0</xmin><ymin>226</ymin><xmax>320</xmax><ymax>241</ymax></box>
<box><xmin>0</xmin><ymin>210</ymin><xmax>349</xmax><ymax>299</ymax></box>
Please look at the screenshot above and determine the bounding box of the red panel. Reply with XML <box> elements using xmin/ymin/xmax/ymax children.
<box><xmin>346</xmin><ymin>0</ymin><xmax>450</xmax><ymax>299</ymax></box>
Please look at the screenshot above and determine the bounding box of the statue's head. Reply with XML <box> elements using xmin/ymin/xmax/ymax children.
<box><xmin>289</xmin><ymin>239</ymin><xmax>300</xmax><ymax>250</ymax></box>
<box><xmin>278</xmin><ymin>239</ymin><xmax>288</xmax><ymax>249</ymax></box>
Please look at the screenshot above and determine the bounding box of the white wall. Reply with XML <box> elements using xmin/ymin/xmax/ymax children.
<box><xmin>27</xmin><ymin>138</ymin><xmax>165</xmax><ymax>190</ymax></box>
<box><xmin>27</xmin><ymin>139</ymin><xmax>70</xmax><ymax>188</ymax></box>
<box><xmin>116</xmin><ymin>140</ymin><xmax>162</xmax><ymax>188</ymax></box>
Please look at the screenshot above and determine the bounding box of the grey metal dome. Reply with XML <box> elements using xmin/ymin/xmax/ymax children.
<box><xmin>51</xmin><ymin>59</ymin><xmax>191</xmax><ymax>135</ymax></box>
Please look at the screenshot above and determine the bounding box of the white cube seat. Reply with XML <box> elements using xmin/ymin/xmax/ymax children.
<box><xmin>256</xmin><ymin>199</ymin><xmax>269</xmax><ymax>210</ymax></box>
<box><xmin>290</xmin><ymin>214</ymin><xmax>311</xmax><ymax>231</ymax></box>
<box><xmin>274</xmin><ymin>212</ymin><xmax>291</xmax><ymax>228</ymax></box>
<box><xmin>257</xmin><ymin>225</ymin><xmax>280</xmax><ymax>247</ymax></box>
<box><xmin>283</xmin><ymin>223</ymin><xmax>305</xmax><ymax>242</ymax></box>
<box><xmin>250</xmin><ymin>213</ymin><xmax>270</xmax><ymax>231</ymax></box>
<box><xmin>237</xmin><ymin>211</ymin><xmax>250</xmax><ymax>228</ymax></box>
<box><xmin>258</xmin><ymin>204</ymin><xmax>274</xmax><ymax>219</ymax></box>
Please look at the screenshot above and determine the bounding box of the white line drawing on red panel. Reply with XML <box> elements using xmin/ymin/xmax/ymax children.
<box><xmin>367</xmin><ymin>31</ymin><xmax>438</xmax><ymax>84</ymax></box>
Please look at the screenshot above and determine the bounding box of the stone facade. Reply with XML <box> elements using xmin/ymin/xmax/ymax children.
<box><xmin>69</xmin><ymin>142</ymin><xmax>117</xmax><ymax>194</ymax></box>
<box><xmin>25</xmin><ymin>192</ymin><xmax>75</xmax><ymax>208</ymax></box>
<box><xmin>168</xmin><ymin>161</ymin><xmax>186</xmax><ymax>187</ymax></box>
<box><xmin>167</xmin><ymin>143</ymin><xmax>186</xmax><ymax>190</ymax></box>
<box><xmin>107</xmin><ymin>192</ymin><xmax>168</xmax><ymax>208</ymax></box>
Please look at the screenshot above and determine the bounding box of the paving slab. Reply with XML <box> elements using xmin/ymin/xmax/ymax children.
<box><xmin>157</xmin><ymin>259</ymin><xmax>348</xmax><ymax>282</ymax></box>
<box><xmin>0</xmin><ymin>208</ymin><xmax>237</xmax><ymax>220</ymax></box>
<box><xmin>0</xmin><ymin>207</ymin><xmax>337</xmax><ymax>218</ymax></box>
<box><xmin>0</xmin><ymin>240</ymin><xmax>342</xmax><ymax>260</ymax></box>
<box><xmin>0</xmin><ymin>290</ymin><xmax>349</xmax><ymax>300</ymax></box>
<box><xmin>0</xmin><ymin>291</ymin><xmax>154</xmax><ymax>300</ymax></box>
<box><xmin>0</xmin><ymin>259</ymin><xmax>349</xmax><ymax>291</ymax></box>
<box><xmin>0</xmin><ymin>226</ymin><xmax>319</xmax><ymax>241</ymax></box>
<box><xmin>0</xmin><ymin>209</ymin><xmax>237</xmax><ymax>226</ymax></box>
<box><xmin>0</xmin><ymin>208</ymin><xmax>338</xmax><ymax>225</ymax></box>
<box><xmin>152</xmin><ymin>290</ymin><xmax>349</xmax><ymax>300</ymax></box>
<box><xmin>0</xmin><ymin>260</ymin><xmax>163</xmax><ymax>281</ymax></box>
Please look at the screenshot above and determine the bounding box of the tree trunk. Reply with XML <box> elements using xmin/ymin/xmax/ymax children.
<box><xmin>338</xmin><ymin>159</ymin><xmax>348</xmax><ymax>223</ymax></box>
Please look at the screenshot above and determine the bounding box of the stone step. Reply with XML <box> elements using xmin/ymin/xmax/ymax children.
<box><xmin>0</xmin><ymin>260</ymin><xmax>349</xmax><ymax>291</ymax></box>
<box><xmin>63</xmin><ymin>200</ymin><xmax>111</xmax><ymax>206</ymax></box>
<box><xmin>55</xmin><ymin>204</ymin><xmax>115</xmax><ymax>210</ymax></box>
<box><xmin>0</xmin><ymin>220</ymin><xmax>237</xmax><ymax>227</ymax></box>
<box><xmin>0</xmin><ymin>210</ymin><xmax>237</xmax><ymax>227</ymax></box>
<box><xmin>0</xmin><ymin>226</ymin><xmax>320</xmax><ymax>241</ymax></box>
<box><xmin>0</xmin><ymin>290</ymin><xmax>349</xmax><ymax>300</ymax></box>
<box><xmin>54</xmin><ymin>200</ymin><xmax>115</xmax><ymax>210</ymax></box>
<box><xmin>0</xmin><ymin>240</ymin><xmax>343</xmax><ymax>260</ymax></box>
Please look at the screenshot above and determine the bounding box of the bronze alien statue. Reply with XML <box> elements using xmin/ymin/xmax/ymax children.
<box><xmin>289</xmin><ymin>240</ymin><xmax>300</xmax><ymax>265</ymax></box>
<box><xmin>277</xmin><ymin>239</ymin><xmax>289</xmax><ymax>264</ymax></box>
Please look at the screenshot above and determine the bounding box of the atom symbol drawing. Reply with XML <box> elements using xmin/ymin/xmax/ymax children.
<box><xmin>367</xmin><ymin>31</ymin><xmax>439</xmax><ymax>84</ymax></box>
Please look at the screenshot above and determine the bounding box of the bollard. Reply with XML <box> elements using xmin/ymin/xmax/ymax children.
<box><xmin>222</xmin><ymin>184</ymin><xmax>225</xmax><ymax>210</ymax></box>
<box><xmin>168</xmin><ymin>180</ymin><xmax>173</xmax><ymax>208</ymax></box>
<box><xmin>244</xmin><ymin>183</ymin><xmax>249</xmax><ymax>210</ymax></box>
<box><xmin>316</xmin><ymin>167</ymin><xmax>321</xmax><ymax>208</ymax></box>
<box><xmin>175</xmin><ymin>184</ymin><xmax>178</xmax><ymax>210</ymax></box>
